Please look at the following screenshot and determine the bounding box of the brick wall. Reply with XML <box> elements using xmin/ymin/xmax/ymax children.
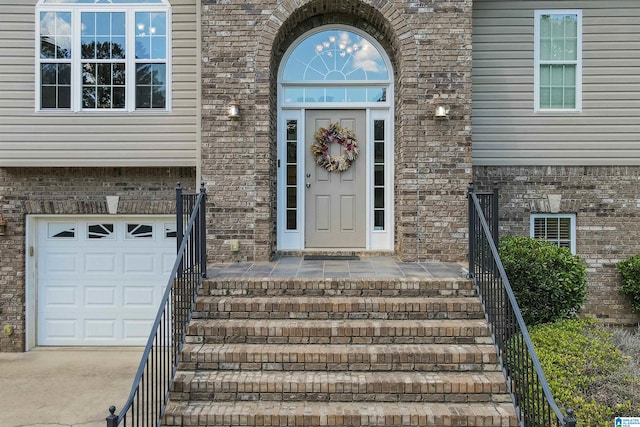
<box><xmin>0</xmin><ymin>167</ymin><xmax>195</xmax><ymax>352</ymax></box>
<box><xmin>200</xmin><ymin>0</ymin><xmax>473</xmax><ymax>262</ymax></box>
<box><xmin>474</xmin><ymin>165</ymin><xmax>640</xmax><ymax>326</ymax></box>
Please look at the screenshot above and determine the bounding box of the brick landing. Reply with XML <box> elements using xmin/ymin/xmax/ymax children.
<box><xmin>206</xmin><ymin>257</ymin><xmax>467</xmax><ymax>280</ymax></box>
<box><xmin>164</xmin><ymin>262</ymin><xmax>518</xmax><ymax>426</ymax></box>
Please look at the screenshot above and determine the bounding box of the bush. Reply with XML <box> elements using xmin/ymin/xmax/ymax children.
<box><xmin>498</xmin><ymin>236</ymin><xmax>587</xmax><ymax>326</ymax></box>
<box><xmin>617</xmin><ymin>255</ymin><xmax>640</xmax><ymax>314</ymax></box>
<box><xmin>529</xmin><ymin>319</ymin><xmax>640</xmax><ymax>426</ymax></box>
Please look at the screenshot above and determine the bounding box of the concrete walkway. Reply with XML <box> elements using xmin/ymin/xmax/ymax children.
<box><xmin>0</xmin><ymin>347</ymin><xmax>142</xmax><ymax>427</ymax></box>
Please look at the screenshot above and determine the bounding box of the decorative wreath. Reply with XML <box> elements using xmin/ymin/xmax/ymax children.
<box><xmin>311</xmin><ymin>122</ymin><xmax>359</xmax><ymax>172</ymax></box>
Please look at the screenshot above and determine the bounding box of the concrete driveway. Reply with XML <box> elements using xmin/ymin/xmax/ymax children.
<box><xmin>0</xmin><ymin>347</ymin><xmax>143</xmax><ymax>427</ymax></box>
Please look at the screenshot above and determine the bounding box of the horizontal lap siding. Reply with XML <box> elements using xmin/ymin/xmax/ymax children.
<box><xmin>0</xmin><ymin>0</ymin><xmax>198</xmax><ymax>167</ymax></box>
<box><xmin>472</xmin><ymin>0</ymin><xmax>640</xmax><ymax>165</ymax></box>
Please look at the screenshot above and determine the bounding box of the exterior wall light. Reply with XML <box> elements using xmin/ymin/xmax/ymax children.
<box><xmin>434</xmin><ymin>104</ymin><xmax>450</xmax><ymax>119</ymax></box>
<box><xmin>0</xmin><ymin>214</ymin><xmax>7</xmax><ymax>236</ymax></box>
<box><xmin>228</xmin><ymin>99</ymin><xmax>240</xmax><ymax>119</ymax></box>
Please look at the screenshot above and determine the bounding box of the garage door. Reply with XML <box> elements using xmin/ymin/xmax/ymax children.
<box><xmin>37</xmin><ymin>217</ymin><xmax>176</xmax><ymax>346</ymax></box>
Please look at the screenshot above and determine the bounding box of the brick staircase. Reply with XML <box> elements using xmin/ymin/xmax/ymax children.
<box><xmin>163</xmin><ymin>277</ymin><xmax>518</xmax><ymax>426</ymax></box>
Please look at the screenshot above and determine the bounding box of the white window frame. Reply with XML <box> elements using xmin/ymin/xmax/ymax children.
<box><xmin>530</xmin><ymin>213</ymin><xmax>576</xmax><ymax>254</ymax></box>
<box><xmin>534</xmin><ymin>10</ymin><xmax>582</xmax><ymax>112</ymax></box>
<box><xmin>35</xmin><ymin>0</ymin><xmax>172</xmax><ymax>113</ymax></box>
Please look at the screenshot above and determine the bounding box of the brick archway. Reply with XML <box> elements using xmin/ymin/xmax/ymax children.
<box><xmin>254</xmin><ymin>0</ymin><xmax>419</xmax><ymax>259</ymax></box>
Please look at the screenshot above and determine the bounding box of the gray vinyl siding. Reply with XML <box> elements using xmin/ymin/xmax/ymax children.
<box><xmin>473</xmin><ymin>0</ymin><xmax>640</xmax><ymax>166</ymax></box>
<box><xmin>0</xmin><ymin>1</ymin><xmax>198</xmax><ymax>167</ymax></box>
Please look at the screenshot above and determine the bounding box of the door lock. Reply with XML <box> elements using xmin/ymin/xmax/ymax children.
<box><xmin>306</xmin><ymin>182</ymin><xmax>311</xmax><ymax>188</ymax></box>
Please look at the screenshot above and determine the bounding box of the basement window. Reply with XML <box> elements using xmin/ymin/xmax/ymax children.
<box><xmin>530</xmin><ymin>213</ymin><xmax>576</xmax><ymax>254</ymax></box>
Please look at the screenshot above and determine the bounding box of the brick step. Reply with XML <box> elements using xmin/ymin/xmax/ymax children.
<box><xmin>170</xmin><ymin>370</ymin><xmax>512</xmax><ymax>403</ymax></box>
<box><xmin>193</xmin><ymin>296</ymin><xmax>484</xmax><ymax>320</ymax></box>
<box><xmin>186</xmin><ymin>318</ymin><xmax>491</xmax><ymax>344</ymax></box>
<box><xmin>163</xmin><ymin>401</ymin><xmax>518</xmax><ymax>426</ymax></box>
<box><xmin>178</xmin><ymin>343</ymin><xmax>500</xmax><ymax>372</ymax></box>
<box><xmin>199</xmin><ymin>278</ymin><xmax>475</xmax><ymax>297</ymax></box>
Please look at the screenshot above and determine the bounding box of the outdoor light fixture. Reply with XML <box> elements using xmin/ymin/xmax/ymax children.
<box><xmin>228</xmin><ymin>99</ymin><xmax>240</xmax><ymax>119</ymax></box>
<box><xmin>0</xmin><ymin>214</ymin><xmax>7</xmax><ymax>236</ymax></box>
<box><xmin>434</xmin><ymin>104</ymin><xmax>450</xmax><ymax>119</ymax></box>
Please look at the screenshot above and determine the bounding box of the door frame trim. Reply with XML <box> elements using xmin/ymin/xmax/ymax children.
<box><xmin>276</xmin><ymin>25</ymin><xmax>395</xmax><ymax>252</ymax></box>
<box><xmin>276</xmin><ymin>107</ymin><xmax>394</xmax><ymax>251</ymax></box>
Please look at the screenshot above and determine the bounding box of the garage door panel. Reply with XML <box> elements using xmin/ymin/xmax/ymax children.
<box><xmin>44</xmin><ymin>253</ymin><xmax>77</xmax><ymax>273</ymax></box>
<box><xmin>162</xmin><ymin>253</ymin><xmax>176</xmax><ymax>274</ymax></box>
<box><xmin>42</xmin><ymin>319</ymin><xmax>77</xmax><ymax>340</ymax></box>
<box><xmin>84</xmin><ymin>319</ymin><xmax>117</xmax><ymax>341</ymax></box>
<box><xmin>37</xmin><ymin>217</ymin><xmax>175</xmax><ymax>346</ymax></box>
<box><xmin>85</xmin><ymin>253</ymin><xmax>118</xmax><ymax>273</ymax></box>
<box><xmin>123</xmin><ymin>253</ymin><xmax>156</xmax><ymax>273</ymax></box>
<box><xmin>123</xmin><ymin>320</ymin><xmax>155</xmax><ymax>341</ymax></box>
<box><xmin>123</xmin><ymin>286</ymin><xmax>155</xmax><ymax>306</ymax></box>
<box><xmin>44</xmin><ymin>286</ymin><xmax>78</xmax><ymax>307</ymax></box>
<box><xmin>85</xmin><ymin>286</ymin><xmax>117</xmax><ymax>307</ymax></box>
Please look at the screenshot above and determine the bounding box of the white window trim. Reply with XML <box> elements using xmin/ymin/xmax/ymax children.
<box><xmin>534</xmin><ymin>9</ymin><xmax>582</xmax><ymax>113</ymax></box>
<box><xmin>530</xmin><ymin>213</ymin><xmax>576</xmax><ymax>254</ymax></box>
<box><xmin>35</xmin><ymin>0</ymin><xmax>172</xmax><ymax>113</ymax></box>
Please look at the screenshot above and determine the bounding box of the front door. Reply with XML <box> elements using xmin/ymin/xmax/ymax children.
<box><xmin>305</xmin><ymin>110</ymin><xmax>366</xmax><ymax>248</ymax></box>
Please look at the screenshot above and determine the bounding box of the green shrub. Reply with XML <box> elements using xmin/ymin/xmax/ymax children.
<box><xmin>528</xmin><ymin>319</ymin><xmax>640</xmax><ymax>426</ymax></box>
<box><xmin>498</xmin><ymin>236</ymin><xmax>587</xmax><ymax>326</ymax></box>
<box><xmin>617</xmin><ymin>255</ymin><xmax>640</xmax><ymax>313</ymax></box>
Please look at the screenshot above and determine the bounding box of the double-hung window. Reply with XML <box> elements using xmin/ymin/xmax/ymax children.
<box><xmin>534</xmin><ymin>10</ymin><xmax>582</xmax><ymax>112</ymax></box>
<box><xmin>530</xmin><ymin>213</ymin><xmax>576</xmax><ymax>254</ymax></box>
<box><xmin>36</xmin><ymin>0</ymin><xmax>171</xmax><ymax>112</ymax></box>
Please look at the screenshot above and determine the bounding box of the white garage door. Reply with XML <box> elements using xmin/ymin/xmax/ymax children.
<box><xmin>37</xmin><ymin>217</ymin><xmax>176</xmax><ymax>346</ymax></box>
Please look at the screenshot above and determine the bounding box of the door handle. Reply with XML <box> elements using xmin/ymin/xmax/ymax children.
<box><xmin>306</xmin><ymin>182</ymin><xmax>311</xmax><ymax>189</ymax></box>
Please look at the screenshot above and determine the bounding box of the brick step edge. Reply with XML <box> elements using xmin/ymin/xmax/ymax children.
<box><xmin>170</xmin><ymin>370</ymin><xmax>511</xmax><ymax>403</ymax></box>
<box><xmin>193</xmin><ymin>296</ymin><xmax>484</xmax><ymax>319</ymax></box>
<box><xmin>162</xmin><ymin>401</ymin><xmax>518</xmax><ymax>427</ymax></box>
<box><xmin>199</xmin><ymin>278</ymin><xmax>475</xmax><ymax>297</ymax></box>
<box><xmin>186</xmin><ymin>318</ymin><xmax>491</xmax><ymax>345</ymax></box>
<box><xmin>178</xmin><ymin>343</ymin><xmax>501</xmax><ymax>372</ymax></box>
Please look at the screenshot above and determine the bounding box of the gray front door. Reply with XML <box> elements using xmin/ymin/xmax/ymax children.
<box><xmin>305</xmin><ymin>110</ymin><xmax>366</xmax><ymax>248</ymax></box>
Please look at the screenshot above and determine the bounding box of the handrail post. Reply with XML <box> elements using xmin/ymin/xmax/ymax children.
<box><xmin>199</xmin><ymin>182</ymin><xmax>207</xmax><ymax>278</ymax></box>
<box><xmin>468</xmin><ymin>182</ymin><xmax>475</xmax><ymax>278</ymax></box>
<box><xmin>105</xmin><ymin>406</ymin><xmax>117</xmax><ymax>427</ymax></box>
<box><xmin>176</xmin><ymin>183</ymin><xmax>183</xmax><ymax>273</ymax></box>
<box><xmin>176</xmin><ymin>182</ymin><xmax>183</xmax><ymax>252</ymax></box>
<box><xmin>564</xmin><ymin>409</ymin><xmax>577</xmax><ymax>427</ymax></box>
<box><xmin>492</xmin><ymin>182</ymin><xmax>499</xmax><ymax>247</ymax></box>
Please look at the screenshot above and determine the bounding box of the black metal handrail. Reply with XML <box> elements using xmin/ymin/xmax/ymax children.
<box><xmin>468</xmin><ymin>183</ymin><xmax>577</xmax><ymax>427</ymax></box>
<box><xmin>106</xmin><ymin>183</ymin><xmax>207</xmax><ymax>427</ymax></box>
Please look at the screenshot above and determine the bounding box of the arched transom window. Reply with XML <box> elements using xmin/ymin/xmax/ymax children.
<box><xmin>281</xmin><ymin>28</ymin><xmax>391</xmax><ymax>105</ymax></box>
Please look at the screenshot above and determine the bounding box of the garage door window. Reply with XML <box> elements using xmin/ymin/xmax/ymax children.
<box><xmin>164</xmin><ymin>223</ymin><xmax>176</xmax><ymax>238</ymax></box>
<box><xmin>126</xmin><ymin>223</ymin><xmax>153</xmax><ymax>238</ymax></box>
<box><xmin>88</xmin><ymin>223</ymin><xmax>115</xmax><ymax>239</ymax></box>
<box><xmin>48</xmin><ymin>222</ymin><xmax>76</xmax><ymax>239</ymax></box>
